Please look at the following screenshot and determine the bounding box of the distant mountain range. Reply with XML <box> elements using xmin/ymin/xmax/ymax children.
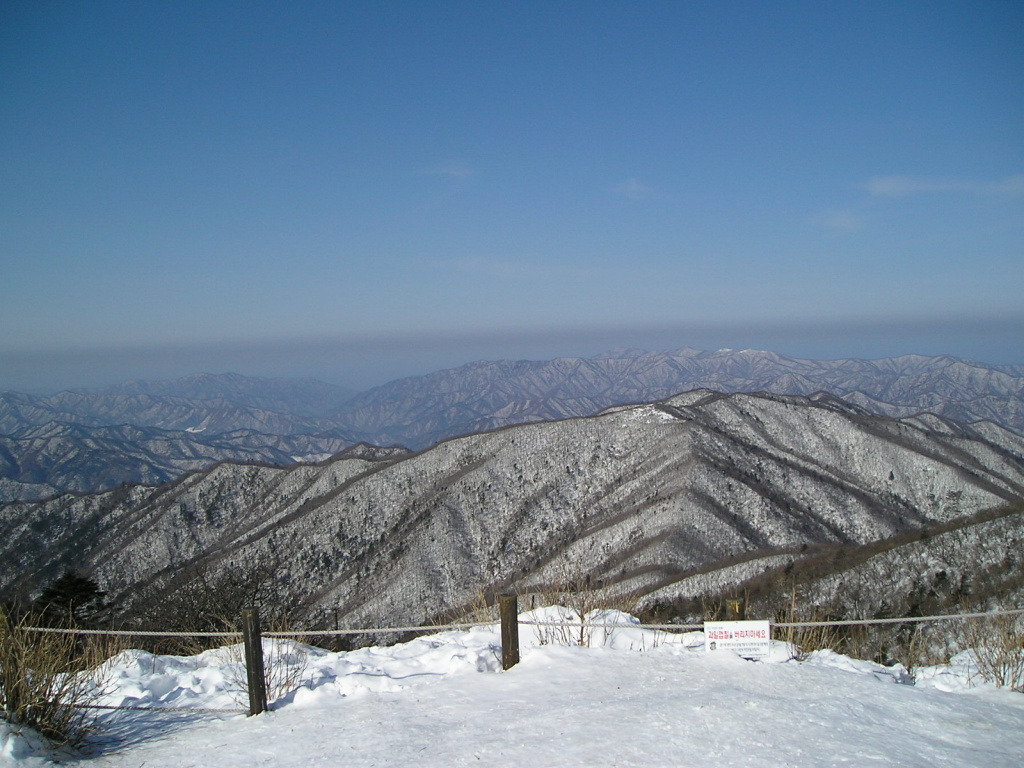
<box><xmin>0</xmin><ymin>372</ymin><xmax>357</xmax><ymax>435</ymax></box>
<box><xmin>0</xmin><ymin>349</ymin><xmax>1022</xmax><ymax>502</ymax></box>
<box><xmin>0</xmin><ymin>423</ymin><xmax>359</xmax><ymax>501</ymax></box>
<box><xmin>330</xmin><ymin>348</ymin><xmax>1024</xmax><ymax>448</ymax></box>
<box><xmin>2</xmin><ymin>389</ymin><xmax>1022</xmax><ymax>632</ymax></box>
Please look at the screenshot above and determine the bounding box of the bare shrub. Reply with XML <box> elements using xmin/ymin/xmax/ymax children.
<box><xmin>222</xmin><ymin>619</ymin><xmax>312</xmax><ymax>708</ymax></box>
<box><xmin>777</xmin><ymin>601</ymin><xmax>844</xmax><ymax>661</ymax></box>
<box><xmin>951</xmin><ymin>613</ymin><xmax>1024</xmax><ymax>691</ymax></box>
<box><xmin>902</xmin><ymin>623</ymin><xmax>956</xmax><ymax>673</ymax></box>
<box><xmin>447</xmin><ymin>589</ymin><xmax>498</xmax><ymax>626</ymax></box>
<box><xmin>261</xmin><ymin>625</ymin><xmax>312</xmax><ymax>706</ymax></box>
<box><xmin>526</xmin><ymin>562</ymin><xmax>638</xmax><ymax>648</ymax></box>
<box><xmin>0</xmin><ymin>609</ymin><xmax>124</xmax><ymax>746</ymax></box>
<box><xmin>126</xmin><ymin>557</ymin><xmax>288</xmax><ymax>641</ymax></box>
<box><xmin>775</xmin><ymin>586</ymin><xmax>871</xmax><ymax>661</ymax></box>
<box><xmin>699</xmin><ymin>595</ymin><xmax>727</xmax><ymax>623</ymax></box>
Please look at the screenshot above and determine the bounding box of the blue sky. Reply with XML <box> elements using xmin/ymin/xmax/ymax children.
<box><xmin>1</xmin><ymin>1</ymin><xmax>1022</xmax><ymax>391</ymax></box>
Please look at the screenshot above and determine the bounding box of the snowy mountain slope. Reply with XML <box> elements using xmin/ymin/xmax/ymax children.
<box><xmin>2</xmin><ymin>350</ymin><xmax>1023</xmax><ymax>502</ymax></box>
<box><xmin>3</xmin><ymin>609</ymin><xmax>1024</xmax><ymax>767</ymax></box>
<box><xmin>0</xmin><ymin>423</ymin><xmax>359</xmax><ymax>503</ymax></box>
<box><xmin>0</xmin><ymin>375</ymin><xmax>352</xmax><ymax>436</ymax></box>
<box><xmin>1</xmin><ymin>391</ymin><xmax>1022</xmax><ymax>633</ymax></box>
<box><xmin>0</xmin><ymin>374</ymin><xmax>365</xmax><ymax>501</ymax></box>
<box><xmin>655</xmin><ymin>500</ymin><xmax>1024</xmax><ymax>628</ymax></box>
<box><xmin>331</xmin><ymin>349</ymin><xmax>1024</xmax><ymax>448</ymax></box>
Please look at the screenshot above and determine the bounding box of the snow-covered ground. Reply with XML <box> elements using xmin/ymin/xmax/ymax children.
<box><xmin>3</xmin><ymin>608</ymin><xmax>1023</xmax><ymax>767</ymax></box>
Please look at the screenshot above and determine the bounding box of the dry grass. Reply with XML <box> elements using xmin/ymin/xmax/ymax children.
<box><xmin>0</xmin><ymin>609</ymin><xmax>125</xmax><ymax>746</ymax></box>
<box><xmin>447</xmin><ymin>589</ymin><xmax>499</xmax><ymax>626</ymax></box>
<box><xmin>777</xmin><ymin>611</ymin><xmax>844</xmax><ymax>661</ymax></box>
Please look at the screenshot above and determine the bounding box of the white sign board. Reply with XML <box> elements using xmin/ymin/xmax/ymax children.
<box><xmin>704</xmin><ymin>620</ymin><xmax>771</xmax><ymax>661</ymax></box>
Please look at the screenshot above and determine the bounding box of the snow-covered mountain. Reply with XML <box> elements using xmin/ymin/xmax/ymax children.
<box><xmin>1</xmin><ymin>350</ymin><xmax>1023</xmax><ymax>502</ymax></box>
<box><xmin>330</xmin><ymin>348</ymin><xmax>1024</xmax><ymax>448</ymax></box>
<box><xmin>0</xmin><ymin>422</ymin><xmax>360</xmax><ymax>502</ymax></box>
<box><xmin>2</xmin><ymin>390</ymin><xmax>1022</xmax><ymax>634</ymax></box>
<box><xmin>0</xmin><ymin>373</ymin><xmax>356</xmax><ymax>435</ymax></box>
<box><xmin>0</xmin><ymin>374</ymin><xmax>363</xmax><ymax>502</ymax></box>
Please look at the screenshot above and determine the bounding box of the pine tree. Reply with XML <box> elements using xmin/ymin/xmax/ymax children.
<box><xmin>34</xmin><ymin>571</ymin><xmax>106</xmax><ymax>625</ymax></box>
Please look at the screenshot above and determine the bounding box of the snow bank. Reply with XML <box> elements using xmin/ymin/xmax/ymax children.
<box><xmin>1</xmin><ymin>724</ymin><xmax>65</xmax><ymax>767</ymax></box>
<box><xmin>3</xmin><ymin>608</ymin><xmax>1023</xmax><ymax>767</ymax></box>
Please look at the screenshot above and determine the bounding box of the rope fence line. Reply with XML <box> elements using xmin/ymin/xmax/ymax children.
<box><xmin>772</xmin><ymin>607</ymin><xmax>1024</xmax><ymax>629</ymax></box>
<box><xmin>13</xmin><ymin>607</ymin><xmax>1024</xmax><ymax>640</ymax></box>
<box><xmin>16</xmin><ymin>622</ymin><xmax>493</xmax><ymax>639</ymax></box>
<box><xmin>518</xmin><ymin>621</ymin><xmax>705</xmax><ymax>631</ymax></box>
<box><xmin>17</xmin><ymin>627</ymin><xmax>243</xmax><ymax>638</ymax></box>
<box><xmin>7</xmin><ymin>605</ymin><xmax>1021</xmax><ymax>720</ymax></box>
<box><xmin>73</xmin><ymin>704</ymin><xmax>247</xmax><ymax>715</ymax></box>
<box><xmin>513</xmin><ymin>608</ymin><xmax>1024</xmax><ymax>632</ymax></box>
<box><xmin>263</xmin><ymin>621</ymin><xmax>495</xmax><ymax>638</ymax></box>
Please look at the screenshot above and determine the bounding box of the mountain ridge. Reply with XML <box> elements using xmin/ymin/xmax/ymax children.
<box><xmin>1</xmin><ymin>349</ymin><xmax>1023</xmax><ymax>502</ymax></box>
<box><xmin>2</xmin><ymin>389</ymin><xmax>1021</xmax><ymax>634</ymax></box>
<box><xmin>330</xmin><ymin>348</ymin><xmax>1024</xmax><ymax>448</ymax></box>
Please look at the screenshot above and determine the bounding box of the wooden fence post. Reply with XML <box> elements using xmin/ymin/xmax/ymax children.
<box><xmin>499</xmin><ymin>594</ymin><xmax>519</xmax><ymax>670</ymax></box>
<box><xmin>241</xmin><ymin>607</ymin><xmax>268</xmax><ymax>716</ymax></box>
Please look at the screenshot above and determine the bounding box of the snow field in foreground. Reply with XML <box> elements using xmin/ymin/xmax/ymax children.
<box><xmin>2</xmin><ymin>607</ymin><xmax>1023</xmax><ymax>767</ymax></box>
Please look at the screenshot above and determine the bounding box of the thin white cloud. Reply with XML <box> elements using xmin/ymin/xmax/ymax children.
<box><xmin>864</xmin><ymin>175</ymin><xmax>1024</xmax><ymax>198</ymax></box>
<box><xmin>611</xmin><ymin>178</ymin><xmax>651</xmax><ymax>200</ymax></box>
